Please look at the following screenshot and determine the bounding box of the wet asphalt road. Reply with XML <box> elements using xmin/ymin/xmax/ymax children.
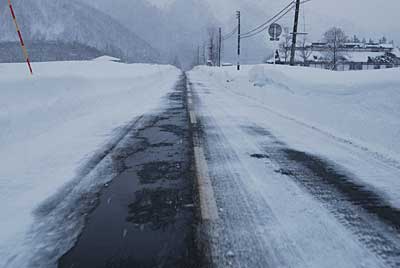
<box><xmin>59</xmin><ymin>75</ymin><xmax>200</xmax><ymax>268</ymax></box>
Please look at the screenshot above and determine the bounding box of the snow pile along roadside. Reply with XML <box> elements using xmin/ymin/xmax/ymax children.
<box><xmin>0</xmin><ymin>57</ymin><xmax>180</xmax><ymax>267</ymax></box>
<box><xmin>193</xmin><ymin>64</ymin><xmax>400</xmax><ymax>163</ymax></box>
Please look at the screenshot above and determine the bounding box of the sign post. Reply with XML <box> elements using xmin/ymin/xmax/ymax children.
<box><xmin>268</xmin><ymin>23</ymin><xmax>282</xmax><ymax>65</ymax></box>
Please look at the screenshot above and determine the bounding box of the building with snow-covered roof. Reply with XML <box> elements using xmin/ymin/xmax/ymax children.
<box><xmin>268</xmin><ymin>40</ymin><xmax>400</xmax><ymax>71</ymax></box>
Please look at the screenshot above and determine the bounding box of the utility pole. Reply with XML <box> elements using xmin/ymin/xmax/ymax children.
<box><xmin>290</xmin><ymin>0</ymin><xmax>301</xmax><ymax>66</ymax></box>
<box><xmin>208</xmin><ymin>38</ymin><xmax>213</xmax><ymax>65</ymax></box>
<box><xmin>202</xmin><ymin>43</ymin><xmax>206</xmax><ymax>65</ymax></box>
<box><xmin>218</xmin><ymin>27</ymin><xmax>222</xmax><ymax>67</ymax></box>
<box><xmin>236</xmin><ymin>11</ymin><xmax>241</xmax><ymax>70</ymax></box>
<box><xmin>197</xmin><ymin>45</ymin><xmax>200</xmax><ymax>65</ymax></box>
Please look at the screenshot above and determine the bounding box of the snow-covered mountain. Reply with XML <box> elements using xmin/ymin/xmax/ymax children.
<box><xmin>83</xmin><ymin>0</ymin><xmax>216</xmax><ymax>68</ymax></box>
<box><xmin>0</xmin><ymin>0</ymin><xmax>159</xmax><ymax>62</ymax></box>
<box><xmin>83</xmin><ymin>0</ymin><xmax>166</xmax><ymax>55</ymax></box>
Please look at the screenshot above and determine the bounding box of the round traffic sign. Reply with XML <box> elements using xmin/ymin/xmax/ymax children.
<box><xmin>268</xmin><ymin>23</ymin><xmax>282</xmax><ymax>41</ymax></box>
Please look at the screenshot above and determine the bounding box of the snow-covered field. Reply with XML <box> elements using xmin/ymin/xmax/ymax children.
<box><xmin>0</xmin><ymin>57</ymin><xmax>180</xmax><ymax>267</ymax></box>
<box><xmin>188</xmin><ymin>65</ymin><xmax>400</xmax><ymax>267</ymax></box>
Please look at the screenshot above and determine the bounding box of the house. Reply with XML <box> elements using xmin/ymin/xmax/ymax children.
<box><xmin>269</xmin><ymin>40</ymin><xmax>400</xmax><ymax>71</ymax></box>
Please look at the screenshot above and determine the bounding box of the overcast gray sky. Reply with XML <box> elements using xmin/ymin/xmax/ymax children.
<box><xmin>305</xmin><ymin>0</ymin><xmax>399</xmax><ymax>39</ymax></box>
<box><xmin>148</xmin><ymin>0</ymin><xmax>400</xmax><ymax>43</ymax></box>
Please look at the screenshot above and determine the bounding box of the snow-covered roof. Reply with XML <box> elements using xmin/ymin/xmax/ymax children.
<box><xmin>344</xmin><ymin>42</ymin><xmax>362</xmax><ymax>46</ymax></box>
<box><xmin>344</xmin><ymin>51</ymin><xmax>386</xmax><ymax>62</ymax></box>
<box><xmin>92</xmin><ymin>56</ymin><xmax>121</xmax><ymax>62</ymax></box>
<box><xmin>270</xmin><ymin>49</ymin><xmax>398</xmax><ymax>63</ymax></box>
<box><xmin>391</xmin><ymin>47</ymin><xmax>400</xmax><ymax>57</ymax></box>
<box><xmin>380</xmin><ymin>43</ymin><xmax>394</xmax><ymax>49</ymax></box>
<box><xmin>307</xmin><ymin>42</ymin><xmax>394</xmax><ymax>50</ymax></box>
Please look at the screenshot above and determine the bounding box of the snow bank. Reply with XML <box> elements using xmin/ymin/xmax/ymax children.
<box><xmin>0</xmin><ymin>59</ymin><xmax>180</xmax><ymax>267</ymax></box>
<box><xmin>194</xmin><ymin>64</ymin><xmax>400</xmax><ymax>160</ymax></box>
<box><xmin>248</xmin><ymin>65</ymin><xmax>295</xmax><ymax>91</ymax></box>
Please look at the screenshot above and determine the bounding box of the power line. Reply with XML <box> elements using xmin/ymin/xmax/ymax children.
<box><xmin>222</xmin><ymin>26</ymin><xmax>238</xmax><ymax>41</ymax></box>
<box><xmin>240</xmin><ymin>0</ymin><xmax>295</xmax><ymax>37</ymax></box>
<box><xmin>240</xmin><ymin>6</ymin><xmax>293</xmax><ymax>39</ymax></box>
<box><xmin>218</xmin><ymin>0</ymin><xmax>312</xmax><ymax>66</ymax></box>
<box><xmin>239</xmin><ymin>0</ymin><xmax>311</xmax><ymax>39</ymax></box>
<box><xmin>223</xmin><ymin>26</ymin><xmax>238</xmax><ymax>38</ymax></box>
<box><xmin>240</xmin><ymin>8</ymin><xmax>294</xmax><ymax>39</ymax></box>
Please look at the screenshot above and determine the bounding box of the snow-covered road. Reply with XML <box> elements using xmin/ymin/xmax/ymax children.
<box><xmin>188</xmin><ymin>65</ymin><xmax>400</xmax><ymax>267</ymax></box>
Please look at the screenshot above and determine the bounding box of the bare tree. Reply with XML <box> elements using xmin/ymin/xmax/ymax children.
<box><xmin>207</xmin><ymin>27</ymin><xmax>219</xmax><ymax>66</ymax></box>
<box><xmin>352</xmin><ymin>35</ymin><xmax>360</xmax><ymax>43</ymax></box>
<box><xmin>201</xmin><ymin>42</ymin><xmax>206</xmax><ymax>65</ymax></box>
<box><xmin>279</xmin><ymin>27</ymin><xmax>292</xmax><ymax>64</ymax></box>
<box><xmin>323</xmin><ymin>27</ymin><xmax>347</xmax><ymax>70</ymax></box>
<box><xmin>299</xmin><ymin>36</ymin><xmax>312</xmax><ymax>64</ymax></box>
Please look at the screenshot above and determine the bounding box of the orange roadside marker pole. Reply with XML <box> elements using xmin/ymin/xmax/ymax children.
<box><xmin>8</xmin><ymin>0</ymin><xmax>33</xmax><ymax>75</ymax></box>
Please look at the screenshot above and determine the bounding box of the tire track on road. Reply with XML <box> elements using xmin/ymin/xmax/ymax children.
<box><xmin>244</xmin><ymin>124</ymin><xmax>400</xmax><ymax>267</ymax></box>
